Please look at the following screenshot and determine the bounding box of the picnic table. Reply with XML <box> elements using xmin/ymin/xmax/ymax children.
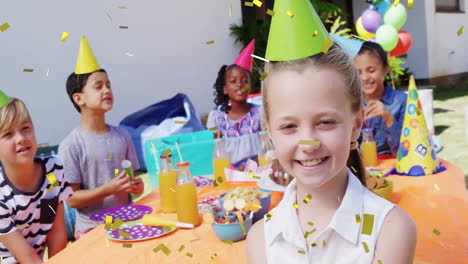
<box><xmin>47</xmin><ymin>159</ymin><xmax>468</xmax><ymax>264</ymax></box>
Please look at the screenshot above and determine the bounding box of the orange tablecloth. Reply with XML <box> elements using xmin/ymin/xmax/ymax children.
<box><xmin>47</xmin><ymin>159</ymin><xmax>468</xmax><ymax>264</ymax></box>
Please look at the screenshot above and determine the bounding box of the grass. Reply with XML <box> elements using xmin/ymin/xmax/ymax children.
<box><xmin>432</xmin><ymin>81</ymin><xmax>468</xmax><ymax>187</ymax></box>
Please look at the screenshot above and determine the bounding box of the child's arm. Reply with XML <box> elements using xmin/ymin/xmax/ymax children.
<box><xmin>0</xmin><ymin>231</ymin><xmax>43</xmax><ymax>264</ymax></box>
<box><xmin>373</xmin><ymin>207</ymin><xmax>417</xmax><ymax>264</ymax></box>
<box><xmin>246</xmin><ymin>220</ymin><xmax>267</xmax><ymax>264</ymax></box>
<box><xmin>46</xmin><ymin>203</ymin><xmax>67</xmax><ymax>258</ymax></box>
<box><xmin>67</xmin><ymin>171</ymin><xmax>132</xmax><ymax>209</ymax></box>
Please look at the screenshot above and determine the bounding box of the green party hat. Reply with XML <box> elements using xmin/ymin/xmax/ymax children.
<box><xmin>265</xmin><ymin>0</ymin><xmax>333</xmax><ymax>61</ymax></box>
<box><xmin>0</xmin><ymin>90</ymin><xmax>10</xmax><ymax>108</ymax></box>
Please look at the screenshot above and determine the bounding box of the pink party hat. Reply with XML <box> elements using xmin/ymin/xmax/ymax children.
<box><xmin>234</xmin><ymin>39</ymin><xmax>255</xmax><ymax>72</ymax></box>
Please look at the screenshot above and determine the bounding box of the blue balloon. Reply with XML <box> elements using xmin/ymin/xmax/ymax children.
<box><xmin>378</xmin><ymin>0</ymin><xmax>391</xmax><ymax>16</ymax></box>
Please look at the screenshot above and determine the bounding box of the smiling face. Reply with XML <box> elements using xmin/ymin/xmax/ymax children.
<box><xmin>73</xmin><ymin>71</ymin><xmax>113</xmax><ymax>113</ymax></box>
<box><xmin>265</xmin><ymin>67</ymin><xmax>362</xmax><ymax>189</ymax></box>
<box><xmin>223</xmin><ymin>66</ymin><xmax>250</xmax><ymax>103</ymax></box>
<box><xmin>354</xmin><ymin>51</ymin><xmax>389</xmax><ymax>101</ymax></box>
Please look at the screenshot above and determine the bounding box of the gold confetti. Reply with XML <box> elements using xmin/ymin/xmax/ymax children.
<box><xmin>125</xmin><ymin>53</ymin><xmax>134</xmax><ymax>57</ymax></box>
<box><xmin>433</xmin><ymin>229</ymin><xmax>441</xmax><ymax>236</ymax></box>
<box><xmin>112</xmin><ymin>218</ymin><xmax>123</xmax><ymax>230</ymax></box>
<box><xmin>307</xmin><ymin>221</ymin><xmax>314</xmax><ymax>226</ymax></box>
<box><xmin>46</xmin><ymin>173</ymin><xmax>59</xmax><ymax>192</ymax></box>
<box><xmin>265</xmin><ymin>212</ymin><xmax>273</xmax><ymax>222</ymax></box>
<box><xmin>170</xmin><ymin>187</ymin><xmax>176</xmax><ymax>193</ymax></box>
<box><xmin>287</xmin><ymin>11</ymin><xmax>294</xmax><ymax>18</ymax></box>
<box><xmin>23</xmin><ymin>69</ymin><xmax>34</xmax><ymax>72</ymax></box>
<box><xmin>0</xmin><ymin>23</ymin><xmax>10</xmax><ymax>32</ymax></box>
<box><xmin>119</xmin><ymin>230</ymin><xmax>130</xmax><ymax>239</ymax></box>
<box><xmin>174</xmin><ymin>120</ymin><xmax>187</xmax><ymax>124</ymax></box>
<box><xmin>114</xmin><ymin>169</ymin><xmax>119</xmax><ymax>177</ymax></box>
<box><xmin>457</xmin><ymin>26</ymin><xmax>464</xmax><ymax>36</ymax></box>
<box><xmin>393</xmin><ymin>0</ymin><xmax>400</xmax><ymax>6</ymax></box>
<box><xmin>178</xmin><ymin>245</ymin><xmax>185</xmax><ymax>252</ymax></box>
<box><xmin>322</xmin><ymin>38</ymin><xmax>333</xmax><ymax>53</ymax></box>
<box><xmin>311</xmin><ymin>242</ymin><xmax>318</xmax><ymax>247</ymax></box>
<box><xmin>190</xmin><ymin>238</ymin><xmax>201</xmax><ymax>243</ymax></box>
<box><xmin>209</xmin><ymin>127</ymin><xmax>217</xmax><ymax>131</ymax></box>
<box><xmin>253</xmin><ymin>0</ymin><xmax>262</xmax><ymax>7</ymax></box>
<box><xmin>60</xmin><ymin>32</ymin><xmax>69</xmax><ymax>41</ymax></box>
<box><xmin>106</xmin><ymin>238</ymin><xmax>109</xmax><ymax>247</ymax></box>
<box><xmin>312</xmin><ymin>30</ymin><xmax>318</xmax><ymax>37</ymax></box>
<box><xmin>122</xmin><ymin>243</ymin><xmax>132</xmax><ymax>248</ymax></box>
<box><xmin>224</xmin><ymin>239</ymin><xmax>233</xmax><ymax>244</ymax></box>
<box><xmin>153</xmin><ymin>243</ymin><xmax>171</xmax><ymax>255</ymax></box>
<box><xmin>362</xmin><ymin>242</ymin><xmax>370</xmax><ymax>253</ymax></box>
<box><xmin>266</xmin><ymin>9</ymin><xmax>275</xmax><ymax>16</ymax></box>
<box><xmin>17</xmin><ymin>223</ymin><xmax>29</xmax><ymax>229</ymax></box>
<box><xmin>186</xmin><ymin>253</ymin><xmax>193</xmax><ymax>257</ymax></box>
<box><xmin>361</xmin><ymin>214</ymin><xmax>375</xmax><ymax>236</ymax></box>
<box><xmin>434</xmin><ymin>184</ymin><xmax>440</xmax><ymax>192</ymax></box>
<box><xmin>229</xmin><ymin>5</ymin><xmax>232</xmax><ymax>16</ymax></box>
<box><xmin>303</xmin><ymin>194</ymin><xmax>312</xmax><ymax>204</ymax></box>
<box><xmin>118</xmin><ymin>6</ymin><xmax>128</xmax><ymax>9</ymax></box>
<box><xmin>241</xmin><ymin>84</ymin><xmax>250</xmax><ymax>92</ymax></box>
<box><xmin>107</xmin><ymin>154</ymin><xmax>113</xmax><ymax>159</ymax></box>
<box><xmin>407</xmin><ymin>0</ymin><xmax>413</xmax><ymax>8</ymax></box>
<box><xmin>206</xmin><ymin>40</ymin><xmax>215</xmax><ymax>44</ymax></box>
<box><xmin>351</xmin><ymin>166</ymin><xmax>357</xmax><ymax>173</ymax></box>
<box><xmin>377</xmin><ymin>260</ymin><xmax>383</xmax><ymax>264</ymax></box>
<box><xmin>298</xmin><ymin>140</ymin><xmax>320</xmax><ymax>146</ymax></box>
<box><xmin>259</xmin><ymin>72</ymin><xmax>269</xmax><ymax>81</ymax></box>
<box><xmin>322</xmin><ymin>240</ymin><xmax>326</xmax><ymax>247</ymax></box>
<box><xmin>162</xmin><ymin>149</ymin><xmax>172</xmax><ymax>156</ymax></box>
<box><xmin>119</xmin><ymin>26</ymin><xmax>128</xmax><ymax>29</ymax></box>
<box><xmin>293</xmin><ymin>203</ymin><xmax>299</xmax><ymax>209</ymax></box>
<box><xmin>105</xmin><ymin>215</ymin><xmax>113</xmax><ymax>224</ymax></box>
<box><xmin>355</xmin><ymin>214</ymin><xmax>361</xmax><ymax>225</ymax></box>
<box><xmin>211</xmin><ymin>253</ymin><xmax>218</xmax><ymax>259</ymax></box>
<box><xmin>244</xmin><ymin>1</ymin><xmax>254</xmax><ymax>7</ymax></box>
<box><xmin>297</xmin><ymin>250</ymin><xmax>305</xmax><ymax>254</ymax></box>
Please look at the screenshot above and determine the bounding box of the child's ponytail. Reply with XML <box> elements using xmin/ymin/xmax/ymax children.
<box><xmin>347</xmin><ymin>142</ymin><xmax>368</xmax><ymax>187</ymax></box>
<box><xmin>213</xmin><ymin>65</ymin><xmax>231</xmax><ymax>113</ymax></box>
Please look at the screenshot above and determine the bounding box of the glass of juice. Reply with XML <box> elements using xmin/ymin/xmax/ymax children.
<box><xmin>361</xmin><ymin>128</ymin><xmax>378</xmax><ymax>167</ymax></box>
<box><xmin>257</xmin><ymin>131</ymin><xmax>273</xmax><ymax>167</ymax></box>
<box><xmin>175</xmin><ymin>162</ymin><xmax>200</xmax><ymax>226</ymax></box>
<box><xmin>159</xmin><ymin>155</ymin><xmax>177</xmax><ymax>213</ymax></box>
<box><xmin>213</xmin><ymin>139</ymin><xmax>230</xmax><ymax>188</ymax></box>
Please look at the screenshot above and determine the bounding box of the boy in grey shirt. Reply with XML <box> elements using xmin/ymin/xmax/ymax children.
<box><xmin>59</xmin><ymin>36</ymin><xmax>143</xmax><ymax>238</ymax></box>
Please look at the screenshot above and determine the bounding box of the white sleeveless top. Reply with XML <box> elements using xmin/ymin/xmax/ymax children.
<box><xmin>264</xmin><ymin>169</ymin><xmax>395</xmax><ymax>264</ymax></box>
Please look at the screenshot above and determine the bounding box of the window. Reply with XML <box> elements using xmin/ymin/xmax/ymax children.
<box><xmin>436</xmin><ymin>0</ymin><xmax>462</xmax><ymax>12</ymax></box>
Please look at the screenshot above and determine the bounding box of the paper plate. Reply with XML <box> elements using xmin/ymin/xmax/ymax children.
<box><xmin>90</xmin><ymin>204</ymin><xmax>153</xmax><ymax>222</ymax></box>
<box><xmin>105</xmin><ymin>220</ymin><xmax>176</xmax><ymax>242</ymax></box>
<box><xmin>256</xmin><ymin>175</ymin><xmax>286</xmax><ymax>192</ymax></box>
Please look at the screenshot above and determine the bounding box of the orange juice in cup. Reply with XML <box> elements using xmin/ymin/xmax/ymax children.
<box><xmin>213</xmin><ymin>139</ymin><xmax>230</xmax><ymax>188</ymax></box>
<box><xmin>175</xmin><ymin>162</ymin><xmax>200</xmax><ymax>226</ymax></box>
<box><xmin>361</xmin><ymin>128</ymin><xmax>378</xmax><ymax>167</ymax></box>
<box><xmin>159</xmin><ymin>155</ymin><xmax>177</xmax><ymax>213</ymax></box>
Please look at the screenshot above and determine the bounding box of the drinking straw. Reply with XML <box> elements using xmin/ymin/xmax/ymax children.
<box><xmin>175</xmin><ymin>142</ymin><xmax>184</xmax><ymax>162</ymax></box>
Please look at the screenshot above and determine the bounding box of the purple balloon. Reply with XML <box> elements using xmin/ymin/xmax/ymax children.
<box><xmin>361</xmin><ymin>8</ymin><xmax>382</xmax><ymax>34</ymax></box>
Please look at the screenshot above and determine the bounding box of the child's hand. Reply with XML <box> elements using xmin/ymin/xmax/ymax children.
<box><xmin>365</xmin><ymin>100</ymin><xmax>395</xmax><ymax>128</ymax></box>
<box><xmin>130</xmin><ymin>177</ymin><xmax>144</xmax><ymax>196</ymax></box>
<box><xmin>107</xmin><ymin>171</ymin><xmax>132</xmax><ymax>194</ymax></box>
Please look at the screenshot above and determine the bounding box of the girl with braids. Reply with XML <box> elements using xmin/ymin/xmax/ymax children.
<box><xmin>206</xmin><ymin>41</ymin><xmax>264</xmax><ymax>169</ymax></box>
<box><xmin>247</xmin><ymin>1</ymin><xmax>416</xmax><ymax>263</ymax></box>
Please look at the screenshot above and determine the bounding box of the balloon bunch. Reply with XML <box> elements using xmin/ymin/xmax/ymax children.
<box><xmin>356</xmin><ymin>0</ymin><xmax>412</xmax><ymax>56</ymax></box>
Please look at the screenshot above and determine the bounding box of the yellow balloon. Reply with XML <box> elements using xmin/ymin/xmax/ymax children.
<box><xmin>356</xmin><ymin>17</ymin><xmax>375</xmax><ymax>40</ymax></box>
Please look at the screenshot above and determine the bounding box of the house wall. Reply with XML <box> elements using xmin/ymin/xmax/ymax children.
<box><xmin>425</xmin><ymin>0</ymin><xmax>468</xmax><ymax>78</ymax></box>
<box><xmin>0</xmin><ymin>0</ymin><xmax>242</xmax><ymax>145</ymax></box>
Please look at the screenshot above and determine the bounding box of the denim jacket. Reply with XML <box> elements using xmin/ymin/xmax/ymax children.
<box><xmin>360</xmin><ymin>85</ymin><xmax>407</xmax><ymax>156</ymax></box>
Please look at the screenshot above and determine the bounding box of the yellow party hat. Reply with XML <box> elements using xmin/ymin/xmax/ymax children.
<box><xmin>265</xmin><ymin>0</ymin><xmax>333</xmax><ymax>61</ymax></box>
<box><xmin>395</xmin><ymin>76</ymin><xmax>442</xmax><ymax>176</ymax></box>
<box><xmin>75</xmin><ymin>35</ymin><xmax>101</xmax><ymax>74</ymax></box>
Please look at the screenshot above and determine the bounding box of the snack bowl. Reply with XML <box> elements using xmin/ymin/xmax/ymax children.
<box><xmin>212</xmin><ymin>213</ymin><xmax>253</xmax><ymax>242</ymax></box>
<box><xmin>219</xmin><ymin>189</ymin><xmax>271</xmax><ymax>223</ymax></box>
<box><xmin>373</xmin><ymin>179</ymin><xmax>393</xmax><ymax>201</ymax></box>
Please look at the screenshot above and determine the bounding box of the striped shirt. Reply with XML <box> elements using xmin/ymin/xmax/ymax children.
<box><xmin>0</xmin><ymin>157</ymin><xmax>73</xmax><ymax>264</ymax></box>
